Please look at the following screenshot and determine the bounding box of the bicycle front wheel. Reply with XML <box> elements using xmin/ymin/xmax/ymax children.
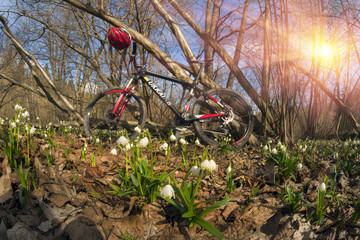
<box><xmin>193</xmin><ymin>89</ymin><xmax>254</xmax><ymax>147</ymax></box>
<box><xmin>84</xmin><ymin>88</ymin><xmax>146</xmax><ymax>144</ymax></box>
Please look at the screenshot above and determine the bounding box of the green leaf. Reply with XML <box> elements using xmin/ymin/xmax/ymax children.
<box><xmin>173</xmin><ymin>185</ymin><xmax>189</xmax><ymax>208</ymax></box>
<box><xmin>198</xmin><ymin>198</ymin><xmax>231</xmax><ymax>219</ymax></box>
<box><xmin>182</xmin><ymin>211</ymin><xmax>196</xmax><ymax>218</ymax></box>
<box><xmin>163</xmin><ymin>197</ymin><xmax>186</xmax><ymax>213</ymax></box>
<box><xmin>130</xmin><ymin>174</ymin><xmax>139</xmax><ymax>187</ymax></box>
<box><xmin>192</xmin><ymin>216</ymin><xmax>224</xmax><ymax>239</ymax></box>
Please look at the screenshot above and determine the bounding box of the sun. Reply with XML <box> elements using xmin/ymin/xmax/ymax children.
<box><xmin>319</xmin><ymin>44</ymin><xmax>333</xmax><ymax>58</ymax></box>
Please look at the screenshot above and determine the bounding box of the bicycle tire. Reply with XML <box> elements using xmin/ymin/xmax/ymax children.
<box><xmin>84</xmin><ymin>88</ymin><xmax>146</xmax><ymax>144</ymax></box>
<box><xmin>193</xmin><ymin>89</ymin><xmax>254</xmax><ymax>147</ymax></box>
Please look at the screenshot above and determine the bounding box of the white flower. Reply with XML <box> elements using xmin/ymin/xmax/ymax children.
<box><xmin>138</xmin><ymin>137</ymin><xmax>149</xmax><ymax>147</ymax></box>
<box><xmin>267</xmin><ymin>139</ymin><xmax>272</xmax><ymax>144</ymax></box>
<box><xmin>14</xmin><ymin>104</ymin><xmax>22</xmax><ymax>111</ymax></box>
<box><xmin>10</xmin><ymin>121</ymin><xmax>16</xmax><ymax>129</ymax></box>
<box><xmin>195</xmin><ymin>139</ymin><xmax>200</xmax><ymax>146</ymax></box>
<box><xmin>21</xmin><ymin>111</ymin><xmax>30</xmax><ymax>119</ymax></box>
<box><xmin>179</xmin><ymin>138</ymin><xmax>187</xmax><ymax>145</ymax></box>
<box><xmin>209</xmin><ymin>160</ymin><xmax>217</xmax><ymax>172</ymax></box>
<box><xmin>96</xmin><ymin>138</ymin><xmax>100</xmax><ymax>144</ymax></box>
<box><xmin>280</xmin><ymin>145</ymin><xmax>286</xmax><ymax>152</ymax></box>
<box><xmin>226</xmin><ymin>166</ymin><xmax>232</xmax><ymax>173</ymax></box>
<box><xmin>29</xmin><ymin>126</ymin><xmax>36</xmax><ymax>135</ymax></box>
<box><xmin>160</xmin><ymin>184</ymin><xmax>175</xmax><ymax>199</ymax></box>
<box><xmin>319</xmin><ymin>182</ymin><xmax>326</xmax><ymax>192</ymax></box>
<box><xmin>15</xmin><ymin>119</ymin><xmax>19</xmax><ymax>124</ymax></box>
<box><xmin>160</xmin><ymin>142</ymin><xmax>168</xmax><ymax>151</ymax></box>
<box><xmin>201</xmin><ymin>159</ymin><xmax>210</xmax><ymax>170</ymax></box>
<box><xmin>125</xmin><ymin>143</ymin><xmax>131</xmax><ymax>150</ymax></box>
<box><xmin>36</xmin><ymin>117</ymin><xmax>39</xmax><ymax>120</ymax></box>
<box><xmin>110</xmin><ymin>148</ymin><xmax>118</xmax><ymax>156</ymax></box>
<box><xmin>333</xmin><ymin>152</ymin><xmax>339</xmax><ymax>159</ymax></box>
<box><xmin>344</xmin><ymin>141</ymin><xmax>349</xmax><ymax>147</ymax></box>
<box><xmin>271</xmin><ymin>148</ymin><xmax>278</xmax><ymax>154</ymax></box>
<box><xmin>134</xmin><ymin>126</ymin><xmax>141</xmax><ymax>134</ymax></box>
<box><xmin>0</xmin><ymin>118</ymin><xmax>4</xmax><ymax>125</ymax></box>
<box><xmin>263</xmin><ymin>145</ymin><xmax>269</xmax><ymax>151</ymax></box>
<box><xmin>169</xmin><ymin>134</ymin><xmax>176</xmax><ymax>141</ymax></box>
<box><xmin>297</xmin><ymin>163</ymin><xmax>303</xmax><ymax>170</ymax></box>
<box><xmin>25</xmin><ymin>125</ymin><xmax>29</xmax><ymax>131</ymax></box>
<box><xmin>116</xmin><ymin>136</ymin><xmax>129</xmax><ymax>146</ymax></box>
<box><xmin>44</xmin><ymin>133</ymin><xmax>47</xmax><ymax>138</ymax></box>
<box><xmin>201</xmin><ymin>159</ymin><xmax>217</xmax><ymax>172</ymax></box>
<box><xmin>191</xmin><ymin>166</ymin><xmax>201</xmax><ymax>176</ymax></box>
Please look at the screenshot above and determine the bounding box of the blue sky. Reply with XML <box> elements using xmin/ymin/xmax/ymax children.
<box><xmin>0</xmin><ymin>0</ymin><xmax>12</xmax><ymax>9</ymax></box>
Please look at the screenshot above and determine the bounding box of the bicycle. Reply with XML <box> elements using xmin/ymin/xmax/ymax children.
<box><xmin>84</xmin><ymin>42</ymin><xmax>254</xmax><ymax>147</ymax></box>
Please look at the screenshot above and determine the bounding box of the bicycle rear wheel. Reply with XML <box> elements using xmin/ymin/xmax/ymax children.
<box><xmin>84</xmin><ymin>88</ymin><xmax>146</xmax><ymax>144</ymax></box>
<box><xmin>193</xmin><ymin>89</ymin><xmax>254</xmax><ymax>147</ymax></box>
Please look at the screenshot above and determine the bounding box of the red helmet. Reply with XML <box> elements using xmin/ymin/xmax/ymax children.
<box><xmin>108</xmin><ymin>27</ymin><xmax>132</xmax><ymax>50</ymax></box>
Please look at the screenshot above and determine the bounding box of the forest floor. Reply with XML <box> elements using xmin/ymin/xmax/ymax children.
<box><xmin>0</xmin><ymin>126</ymin><xmax>360</xmax><ymax>240</ymax></box>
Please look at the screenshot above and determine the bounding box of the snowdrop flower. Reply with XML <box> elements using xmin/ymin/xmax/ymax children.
<box><xmin>96</xmin><ymin>138</ymin><xmax>100</xmax><ymax>144</ymax></box>
<box><xmin>134</xmin><ymin>126</ymin><xmax>141</xmax><ymax>134</ymax></box>
<box><xmin>267</xmin><ymin>139</ymin><xmax>272</xmax><ymax>144</ymax></box>
<box><xmin>169</xmin><ymin>134</ymin><xmax>176</xmax><ymax>141</ymax></box>
<box><xmin>0</xmin><ymin>118</ymin><xmax>4</xmax><ymax>125</ymax></box>
<box><xmin>344</xmin><ymin>141</ymin><xmax>349</xmax><ymax>147</ymax></box>
<box><xmin>271</xmin><ymin>148</ymin><xmax>278</xmax><ymax>154</ymax></box>
<box><xmin>125</xmin><ymin>143</ymin><xmax>131</xmax><ymax>150</ymax></box>
<box><xmin>191</xmin><ymin>166</ymin><xmax>201</xmax><ymax>176</ymax></box>
<box><xmin>29</xmin><ymin>126</ymin><xmax>36</xmax><ymax>135</ymax></box>
<box><xmin>36</xmin><ymin>117</ymin><xmax>39</xmax><ymax>120</ymax></box>
<box><xmin>201</xmin><ymin>159</ymin><xmax>217</xmax><ymax>172</ymax></box>
<box><xmin>44</xmin><ymin>133</ymin><xmax>48</xmax><ymax>138</ymax></box>
<box><xmin>116</xmin><ymin>136</ymin><xmax>129</xmax><ymax>146</ymax></box>
<box><xmin>10</xmin><ymin>121</ymin><xmax>16</xmax><ymax>129</ymax></box>
<box><xmin>195</xmin><ymin>139</ymin><xmax>200</xmax><ymax>146</ymax></box>
<box><xmin>138</xmin><ymin>137</ymin><xmax>149</xmax><ymax>147</ymax></box>
<box><xmin>280</xmin><ymin>145</ymin><xmax>286</xmax><ymax>152</ymax></box>
<box><xmin>14</xmin><ymin>104</ymin><xmax>22</xmax><ymax>111</ymax></box>
<box><xmin>209</xmin><ymin>160</ymin><xmax>217</xmax><ymax>172</ymax></box>
<box><xmin>201</xmin><ymin>160</ymin><xmax>210</xmax><ymax>170</ymax></box>
<box><xmin>333</xmin><ymin>152</ymin><xmax>339</xmax><ymax>159</ymax></box>
<box><xmin>110</xmin><ymin>148</ymin><xmax>117</xmax><ymax>156</ymax></box>
<box><xmin>122</xmin><ymin>144</ymin><xmax>131</xmax><ymax>153</ymax></box>
<box><xmin>15</xmin><ymin>119</ymin><xmax>19</xmax><ymax>124</ymax></box>
<box><xmin>179</xmin><ymin>138</ymin><xmax>187</xmax><ymax>145</ymax></box>
<box><xmin>319</xmin><ymin>182</ymin><xmax>326</xmax><ymax>192</ymax></box>
<box><xmin>263</xmin><ymin>145</ymin><xmax>269</xmax><ymax>151</ymax></box>
<box><xmin>160</xmin><ymin>185</ymin><xmax>175</xmax><ymax>199</ymax></box>
<box><xmin>297</xmin><ymin>163</ymin><xmax>303</xmax><ymax>170</ymax></box>
<box><xmin>21</xmin><ymin>111</ymin><xmax>30</xmax><ymax>119</ymax></box>
<box><xmin>226</xmin><ymin>166</ymin><xmax>232</xmax><ymax>173</ymax></box>
<box><xmin>159</xmin><ymin>142</ymin><xmax>168</xmax><ymax>151</ymax></box>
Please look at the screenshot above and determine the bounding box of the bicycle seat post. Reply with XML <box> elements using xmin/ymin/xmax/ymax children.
<box><xmin>193</xmin><ymin>62</ymin><xmax>205</xmax><ymax>84</ymax></box>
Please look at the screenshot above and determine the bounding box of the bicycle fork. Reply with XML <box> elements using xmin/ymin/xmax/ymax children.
<box><xmin>111</xmin><ymin>77</ymin><xmax>136</xmax><ymax>120</ymax></box>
